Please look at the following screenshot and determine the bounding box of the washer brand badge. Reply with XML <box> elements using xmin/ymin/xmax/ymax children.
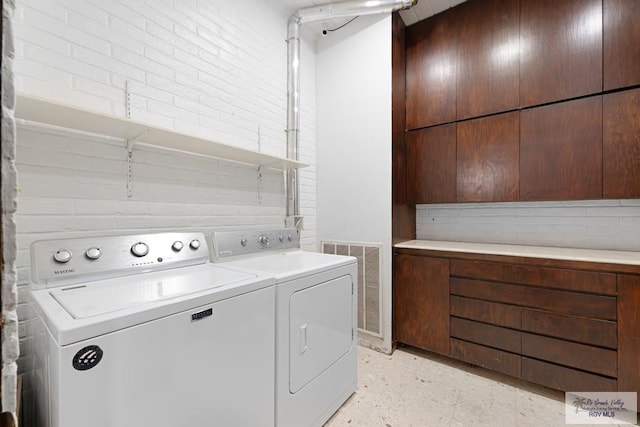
<box><xmin>191</xmin><ymin>308</ymin><xmax>213</xmax><ymax>321</ymax></box>
<box><xmin>54</xmin><ymin>269</ymin><xmax>75</xmax><ymax>275</ymax></box>
<box><xmin>72</xmin><ymin>345</ymin><xmax>103</xmax><ymax>371</ymax></box>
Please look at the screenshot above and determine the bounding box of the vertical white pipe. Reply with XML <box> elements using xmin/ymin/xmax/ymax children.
<box><xmin>285</xmin><ymin>0</ymin><xmax>416</xmax><ymax>224</ymax></box>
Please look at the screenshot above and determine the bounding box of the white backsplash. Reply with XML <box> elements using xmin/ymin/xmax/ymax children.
<box><xmin>417</xmin><ymin>199</ymin><xmax>640</xmax><ymax>251</ymax></box>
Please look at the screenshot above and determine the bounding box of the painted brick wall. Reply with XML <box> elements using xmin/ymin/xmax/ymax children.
<box><xmin>417</xmin><ymin>200</ymin><xmax>640</xmax><ymax>251</ymax></box>
<box><xmin>13</xmin><ymin>1</ymin><xmax>317</xmax><ymax>423</ymax></box>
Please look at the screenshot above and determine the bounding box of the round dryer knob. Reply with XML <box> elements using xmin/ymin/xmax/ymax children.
<box><xmin>287</xmin><ymin>234</ymin><xmax>293</xmax><ymax>242</ymax></box>
<box><xmin>279</xmin><ymin>235</ymin><xmax>284</xmax><ymax>243</ymax></box>
<box><xmin>258</xmin><ymin>235</ymin><xmax>269</xmax><ymax>247</ymax></box>
<box><xmin>189</xmin><ymin>239</ymin><xmax>201</xmax><ymax>250</ymax></box>
<box><xmin>54</xmin><ymin>249</ymin><xmax>72</xmax><ymax>263</ymax></box>
<box><xmin>171</xmin><ymin>241</ymin><xmax>184</xmax><ymax>252</ymax></box>
<box><xmin>85</xmin><ymin>247</ymin><xmax>101</xmax><ymax>260</ymax></box>
<box><xmin>240</xmin><ymin>238</ymin><xmax>248</xmax><ymax>247</ymax></box>
<box><xmin>131</xmin><ymin>242</ymin><xmax>149</xmax><ymax>257</ymax></box>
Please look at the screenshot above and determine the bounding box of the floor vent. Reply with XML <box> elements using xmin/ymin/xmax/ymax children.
<box><xmin>322</xmin><ymin>241</ymin><xmax>382</xmax><ymax>338</ymax></box>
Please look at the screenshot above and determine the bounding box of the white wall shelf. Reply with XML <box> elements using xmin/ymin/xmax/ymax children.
<box><xmin>15</xmin><ymin>94</ymin><xmax>308</xmax><ymax>171</ymax></box>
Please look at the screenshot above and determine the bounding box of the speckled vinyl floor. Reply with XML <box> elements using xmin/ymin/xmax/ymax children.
<box><xmin>324</xmin><ymin>346</ymin><xmax>633</xmax><ymax>427</ymax></box>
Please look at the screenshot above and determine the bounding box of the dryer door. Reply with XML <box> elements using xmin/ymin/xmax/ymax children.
<box><xmin>289</xmin><ymin>274</ymin><xmax>354</xmax><ymax>393</ymax></box>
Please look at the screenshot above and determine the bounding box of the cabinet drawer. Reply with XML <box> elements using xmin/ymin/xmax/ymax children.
<box><xmin>522</xmin><ymin>358</ymin><xmax>617</xmax><ymax>392</ymax></box>
<box><xmin>522</xmin><ymin>333</ymin><xmax>617</xmax><ymax>377</ymax></box>
<box><xmin>522</xmin><ymin>309</ymin><xmax>617</xmax><ymax>349</ymax></box>
<box><xmin>451</xmin><ymin>317</ymin><xmax>521</xmax><ymax>353</ymax></box>
<box><xmin>451</xmin><ymin>338</ymin><xmax>521</xmax><ymax>378</ymax></box>
<box><xmin>451</xmin><ymin>260</ymin><xmax>616</xmax><ymax>295</ymax></box>
<box><xmin>451</xmin><ymin>295</ymin><xmax>521</xmax><ymax>329</ymax></box>
<box><xmin>451</xmin><ymin>278</ymin><xmax>617</xmax><ymax>320</ymax></box>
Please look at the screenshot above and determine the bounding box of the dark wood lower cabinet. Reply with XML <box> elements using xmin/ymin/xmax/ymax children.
<box><xmin>394</xmin><ymin>249</ymin><xmax>640</xmax><ymax>397</ymax></box>
<box><xmin>394</xmin><ymin>254</ymin><xmax>450</xmax><ymax>356</ymax></box>
<box><xmin>617</xmin><ymin>275</ymin><xmax>640</xmax><ymax>408</ymax></box>
<box><xmin>522</xmin><ymin>358</ymin><xmax>617</xmax><ymax>392</ymax></box>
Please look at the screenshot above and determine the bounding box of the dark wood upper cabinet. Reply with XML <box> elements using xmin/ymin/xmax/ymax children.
<box><xmin>604</xmin><ymin>0</ymin><xmax>640</xmax><ymax>90</ymax></box>
<box><xmin>520</xmin><ymin>97</ymin><xmax>603</xmax><ymax>201</ymax></box>
<box><xmin>394</xmin><ymin>254</ymin><xmax>450</xmax><ymax>356</ymax></box>
<box><xmin>406</xmin><ymin>124</ymin><xmax>456</xmax><ymax>204</ymax></box>
<box><xmin>520</xmin><ymin>0</ymin><xmax>602</xmax><ymax>108</ymax></box>
<box><xmin>603</xmin><ymin>89</ymin><xmax>640</xmax><ymax>199</ymax></box>
<box><xmin>406</xmin><ymin>9</ymin><xmax>457</xmax><ymax>129</ymax></box>
<box><xmin>456</xmin><ymin>0</ymin><xmax>519</xmax><ymax>120</ymax></box>
<box><xmin>457</xmin><ymin>112</ymin><xmax>519</xmax><ymax>202</ymax></box>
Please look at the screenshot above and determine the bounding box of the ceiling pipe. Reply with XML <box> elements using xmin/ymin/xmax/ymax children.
<box><xmin>285</xmin><ymin>0</ymin><xmax>417</xmax><ymax>229</ymax></box>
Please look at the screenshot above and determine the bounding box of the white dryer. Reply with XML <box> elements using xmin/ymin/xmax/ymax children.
<box><xmin>212</xmin><ymin>229</ymin><xmax>358</xmax><ymax>427</ymax></box>
<box><xmin>29</xmin><ymin>232</ymin><xmax>276</xmax><ymax>427</ymax></box>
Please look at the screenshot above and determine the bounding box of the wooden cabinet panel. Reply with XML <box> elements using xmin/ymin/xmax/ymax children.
<box><xmin>603</xmin><ymin>89</ymin><xmax>640</xmax><ymax>199</ymax></box>
<box><xmin>522</xmin><ymin>309</ymin><xmax>617</xmax><ymax>349</ymax></box>
<box><xmin>451</xmin><ymin>296</ymin><xmax>521</xmax><ymax>329</ymax></box>
<box><xmin>406</xmin><ymin>9</ymin><xmax>457</xmax><ymax>129</ymax></box>
<box><xmin>451</xmin><ymin>317</ymin><xmax>521</xmax><ymax>353</ymax></box>
<box><xmin>522</xmin><ymin>333</ymin><xmax>617</xmax><ymax>378</ymax></box>
<box><xmin>523</xmin><ymin>358</ymin><xmax>617</xmax><ymax>392</ymax></box>
<box><xmin>456</xmin><ymin>0</ymin><xmax>519</xmax><ymax>119</ymax></box>
<box><xmin>450</xmin><ymin>278</ymin><xmax>617</xmax><ymax>321</ymax></box>
<box><xmin>520</xmin><ymin>97</ymin><xmax>603</xmax><ymax>201</ymax></box>
<box><xmin>392</xmin><ymin>13</ymin><xmax>407</xmax><ymax>205</ymax></box>
<box><xmin>394</xmin><ymin>255</ymin><xmax>450</xmax><ymax>355</ymax></box>
<box><xmin>451</xmin><ymin>259</ymin><xmax>617</xmax><ymax>295</ymax></box>
<box><xmin>456</xmin><ymin>112</ymin><xmax>519</xmax><ymax>202</ymax></box>
<box><xmin>392</xmin><ymin>14</ymin><xmax>416</xmax><ymax>241</ymax></box>
<box><xmin>406</xmin><ymin>124</ymin><xmax>456</xmax><ymax>203</ymax></box>
<box><xmin>520</xmin><ymin>0</ymin><xmax>602</xmax><ymax>107</ymax></box>
<box><xmin>617</xmin><ymin>275</ymin><xmax>640</xmax><ymax>402</ymax></box>
<box><xmin>451</xmin><ymin>338</ymin><xmax>521</xmax><ymax>378</ymax></box>
<box><xmin>604</xmin><ymin>0</ymin><xmax>640</xmax><ymax>90</ymax></box>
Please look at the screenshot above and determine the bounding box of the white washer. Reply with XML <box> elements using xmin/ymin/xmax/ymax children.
<box><xmin>212</xmin><ymin>229</ymin><xmax>358</xmax><ymax>427</ymax></box>
<box><xmin>29</xmin><ymin>232</ymin><xmax>276</xmax><ymax>427</ymax></box>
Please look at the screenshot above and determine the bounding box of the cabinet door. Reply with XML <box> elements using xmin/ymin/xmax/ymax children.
<box><xmin>457</xmin><ymin>112</ymin><xmax>519</xmax><ymax>202</ymax></box>
<box><xmin>618</xmin><ymin>274</ymin><xmax>640</xmax><ymax>409</ymax></box>
<box><xmin>394</xmin><ymin>255</ymin><xmax>450</xmax><ymax>356</ymax></box>
<box><xmin>406</xmin><ymin>124</ymin><xmax>456</xmax><ymax>204</ymax></box>
<box><xmin>456</xmin><ymin>0</ymin><xmax>519</xmax><ymax>120</ymax></box>
<box><xmin>406</xmin><ymin>9</ymin><xmax>457</xmax><ymax>129</ymax></box>
<box><xmin>604</xmin><ymin>0</ymin><xmax>640</xmax><ymax>90</ymax></box>
<box><xmin>520</xmin><ymin>0</ymin><xmax>602</xmax><ymax>107</ymax></box>
<box><xmin>603</xmin><ymin>89</ymin><xmax>640</xmax><ymax>198</ymax></box>
<box><xmin>520</xmin><ymin>97</ymin><xmax>602</xmax><ymax>201</ymax></box>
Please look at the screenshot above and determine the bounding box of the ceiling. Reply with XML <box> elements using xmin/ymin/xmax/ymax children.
<box><xmin>279</xmin><ymin>0</ymin><xmax>468</xmax><ymax>36</ymax></box>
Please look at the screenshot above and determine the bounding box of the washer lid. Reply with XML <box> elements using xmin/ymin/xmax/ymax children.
<box><xmin>49</xmin><ymin>265</ymin><xmax>257</xmax><ymax>319</ymax></box>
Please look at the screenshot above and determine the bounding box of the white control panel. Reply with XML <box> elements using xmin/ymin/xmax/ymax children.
<box><xmin>212</xmin><ymin>228</ymin><xmax>300</xmax><ymax>260</ymax></box>
<box><xmin>30</xmin><ymin>232</ymin><xmax>209</xmax><ymax>288</ymax></box>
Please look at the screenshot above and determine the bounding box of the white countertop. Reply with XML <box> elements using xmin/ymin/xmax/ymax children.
<box><xmin>395</xmin><ymin>240</ymin><xmax>640</xmax><ymax>266</ymax></box>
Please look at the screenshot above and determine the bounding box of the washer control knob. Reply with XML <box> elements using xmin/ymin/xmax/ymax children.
<box><xmin>54</xmin><ymin>249</ymin><xmax>72</xmax><ymax>263</ymax></box>
<box><xmin>258</xmin><ymin>235</ymin><xmax>269</xmax><ymax>247</ymax></box>
<box><xmin>279</xmin><ymin>235</ymin><xmax>284</xmax><ymax>243</ymax></box>
<box><xmin>189</xmin><ymin>239</ymin><xmax>201</xmax><ymax>250</ymax></box>
<box><xmin>85</xmin><ymin>247</ymin><xmax>101</xmax><ymax>260</ymax></box>
<box><xmin>131</xmin><ymin>242</ymin><xmax>149</xmax><ymax>257</ymax></box>
<box><xmin>288</xmin><ymin>234</ymin><xmax>293</xmax><ymax>242</ymax></box>
<box><xmin>240</xmin><ymin>238</ymin><xmax>248</xmax><ymax>247</ymax></box>
<box><xmin>171</xmin><ymin>241</ymin><xmax>184</xmax><ymax>252</ymax></box>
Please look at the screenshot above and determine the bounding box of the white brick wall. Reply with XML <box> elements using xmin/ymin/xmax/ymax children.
<box><xmin>13</xmin><ymin>1</ymin><xmax>317</xmax><ymax>423</ymax></box>
<box><xmin>417</xmin><ymin>200</ymin><xmax>640</xmax><ymax>251</ymax></box>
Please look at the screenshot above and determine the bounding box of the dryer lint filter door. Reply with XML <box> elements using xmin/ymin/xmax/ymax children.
<box><xmin>289</xmin><ymin>274</ymin><xmax>354</xmax><ymax>393</ymax></box>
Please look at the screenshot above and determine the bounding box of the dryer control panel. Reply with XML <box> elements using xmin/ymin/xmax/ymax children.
<box><xmin>30</xmin><ymin>232</ymin><xmax>209</xmax><ymax>288</ymax></box>
<box><xmin>212</xmin><ymin>228</ymin><xmax>300</xmax><ymax>260</ymax></box>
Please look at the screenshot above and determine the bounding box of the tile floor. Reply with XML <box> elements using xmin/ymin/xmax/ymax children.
<box><xmin>325</xmin><ymin>346</ymin><xmax>633</xmax><ymax>427</ymax></box>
